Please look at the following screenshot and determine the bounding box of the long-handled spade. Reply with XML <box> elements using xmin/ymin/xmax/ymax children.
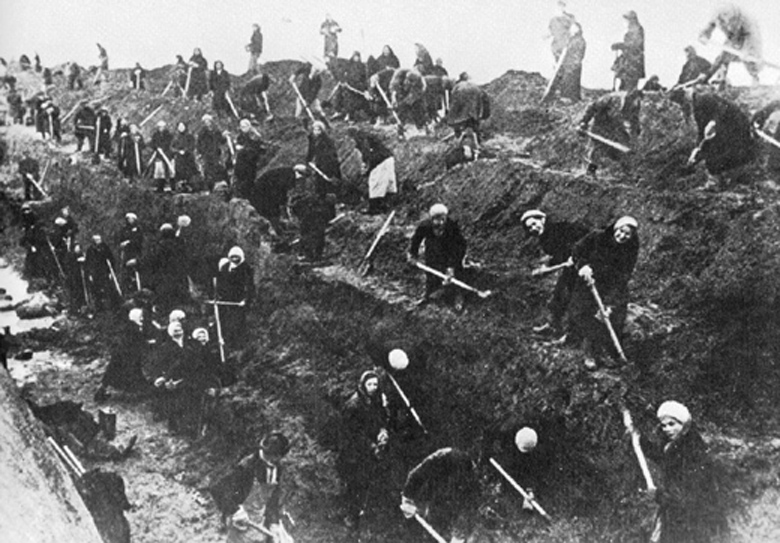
<box><xmin>489</xmin><ymin>457</ymin><xmax>552</xmax><ymax>522</ymax></box>
<box><xmin>413</xmin><ymin>261</ymin><xmax>492</xmax><ymax>299</ymax></box>
<box><xmin>586</xmin><ymin>277</ymin><xmax>627</xmax><ymax>363</ymax></box>
<box><xmin>358</xmin><ymin>210</ymin><xmax>395</xmax><ymax>276</ymax></box>
<box><xmin>386</xmin><ymin>349</ymin><xmax>427</xmax><ymax>434</ymax></box>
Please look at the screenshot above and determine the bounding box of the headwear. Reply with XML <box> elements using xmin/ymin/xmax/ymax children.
<box><xmin>623</xmin><ymin>10</ymin><xmax>638</xmax><ymax>21</ymax></box>
<box><xmin>239</xmin><ymin>119</ymin><xmax>252</xmax><ymax>130</ymax></box>
<box><xmin>191</xmin><ymin>327</ymin><xmax>209</xmax><ymax>340</ymax></box>
<box><xmin>128</xmin><ymin>308</ymin><xmax>144</xmax><ymax>324</ymax></box>
<box><xmin>388</xmin><ymin>349</ymin><xmax>409</xmax><ymax>370</ymax></box>
<box><xmin>360</xmin><ymin>370</ymin><xmax>380</xmax><ymax>391</ymax></box>
<box><xmin>201</xmin><ymin>114</ymin><xmax>213</xmax><ymax>122</ymax></box>
<box><xmin>656</xmin><ymin>401</ymin><xmax>691</xmax><ymax>425</ymax></box>
<box><xmin>54</xmin><ymin>217</ymin><xmax>67</xmax><ymax>226</ymax></box>
<box><xmin>228</xmin><ymin>246</ymin><xmax>245</xmax><ymax>264</ymax></box>
<box><xmin>125</xmin><ymin>212</ymin><xmax>137</xmax><ymax>221</ymax></box>
<box><xmin>429</xmin><ymin>203</ymin><xmax>448</xmax><ymax>217</ymax></box>
<box><xmin>168</xmin><ymin>309</ymin><xmax>186</xmax><ymax>323</ymax></box>
<box><xmin>520</xmin><ymin>209</ymin><xmax>546</xmax><ymax>225</ymax></box>
<box><xmin>156</xmin><ymin>120</ymin><xmax>166</xmax><ymax>128</ymax></box>
<box><xmin>159</xmin><ymin>223</ymin><xmax>174</xmax><ymax>233</ymax></box>
<box><xmin>312</xmin><ymin>120</ymin><xmax>326</xmax><ymax>132</ymax></box>
<box><xmin>614</xmin><ymin>216</ymin><xmax>639</xmax><ymax>231</ymax></box>
<box><xmin>514</xmin><ymin>427</ymin><xmax>538</xmax><ymax>453</ymax></box>
<box><xmin>260</xmin><ymin>432</ymin><xmax>291</xmax><ymax>457</ymax></box>
<box><xmin>684</xmin><ymin>45</ymin><xmax>696</xmax><ymax>55</ymax></box>
<box><xmin>167</xmin><ymin>321</ymin><xmax>183</xmax><ymax>337</ymax></box>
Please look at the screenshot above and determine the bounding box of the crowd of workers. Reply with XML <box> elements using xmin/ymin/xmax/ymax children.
<box><xmin>3</xmin><ymin>2</ymin><xmax>779</xmax><ymax>542</ymax></box>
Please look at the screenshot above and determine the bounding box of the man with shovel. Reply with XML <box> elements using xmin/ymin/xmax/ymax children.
<box><xmin>522</xmin><ymin>209</ymin><xmax>588</xmax><ymax>339</ymax></box>
<box><xmin>408</xmin><ymin>203</ymin><xmax>468</xmax><ymax>311</ymax></box>
<box><xmin>578</xmin><ymin>90</ymin><xmax>642</xmax><ymax>177</ymax></box>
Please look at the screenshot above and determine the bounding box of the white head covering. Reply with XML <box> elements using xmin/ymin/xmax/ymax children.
<box><xmin>520</xmin><ymin>209</ymin><xmax>546</xmax><ymax>225</ymax></box>
<box><xmin>228</xmin><ymin>246</ymin><xmax>245</xmax><ymax>266</ymax></box>
<box><xmin>239</xmin><ymin>119</ymin><xmax>252</xmax><ymax>130</ymax></box>
<box><xmin>514</xmin><ymin>427</ymin><xmax>538</xmax><ymax>453</ymax></box>
<box><xmin>657</xmin><ymin>401</ymin><xmax>691</xmax><ymax>425</ymax></box>
<box><xmin>191</xmin><ymin>327</ymin><xmax>209</xmax><ymax>341</ymax></box>
<box><xmin>128</xmin><ymin>308</ymin><xmax>144</xmax><ymax>325</ymax></box>
<box><xmin>125</xmin><ymin>212</ymin><xmax>138</xmax><ymax>221</ymax></box>
<box><xmin>202</xmin><ymin>114</ymin><xmax>213</xmax><ymax>122</ymax></box>
<box><xmin>168</xmin><ymin>309</ymin><xmax>186</xmax><ymax>323</ymax></box>
<box><xmin>429</xmin><ymin>203</ymin><xmax>448</xmax><ymax>217</ymax></box>
<box><xmin>156</xmin><ymin>120</ymin><xmax>166</xmax><ymax>128</ymax></box>
<box><xmin>614</xmin><ymin>216</ymin><xmax>639</xmax><ymax>231</ymax></box>
<box><xmin>167</xmin><ymin>321</ymin><xmax>183</xmax><ymax>338</ymax></box>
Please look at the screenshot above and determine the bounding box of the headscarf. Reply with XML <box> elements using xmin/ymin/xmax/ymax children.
<box><xmin>520</xmin><ymin>209</ymin><xmax>546</xmax><ymax>225</ymax></box>
<box><xmin>514</xmin><ymin>427</ymin><xmax>538</xmax><ymax>453</ymax></box>
<box><xmin>227</xmin><ymin>246</ymin><xmax>245</xmax><ymax>269</ymax></box>
<box><xmin>429</xmin><ymin>203</ymin><xmax>448</xmax><ymax>217</ymax></box>
<box><xmin>657</xmin><ymin>401</ymin><xmax>691</xmax><ymax>426</ymax></box>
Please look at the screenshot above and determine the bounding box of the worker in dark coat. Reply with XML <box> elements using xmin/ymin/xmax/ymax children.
<box><xmin>570</xmin><ymin>216</ymin><xmax>639</xmax><ymax>369</ymax></box>
<box><xmin>95</xmin><ymin>108</ymin><xmax>112</xmax><ymax>158</ymax></box>
<box><xmin>196</xmin><ymin>114</ymin><xmax>227</xmax><ymax>190</ymax></box>
<box><xmin>320</xmin><ymin>14</ymin><xmax>342</xmax><ymax>59</ymax></box>
<box><xmin>348</xmin><ymin>128</ymin><xmax>396</xmax><ymax>214</ymax></box>
<box><xmin>171</xmin><ymin>121</ymin><xmax>198</xmax><ymax>192</ymax></box>
<box><xmin>368</xmin><ymin>67</ymin><xmax>396</xmax><ymax>123</ymax></box>
<box><xmin>246</xmin><ymin>167</ymin><xmax>296</xmax><ymax>231</ymax></box>
<box><xmin>85</xmin><ymin>234</ymin><xmax>120</xmax><ymax>311</ymax></box>
<box><xmin>751</xmin><ymin>100</ymin><xmax>780</xmax><ymax>178</ymax></box>
<box><xmin>74</xmin><ymin>102</ymin><xmax>97</xmax><ymax>152</ymax></box>
<box><xmin>625</xmin><ymin>401</ymin><xmax>727</xmax><ymax>543</ymax></box>
<box><xmin>18</xmin><ymin>149</ymin><xmax>42</xmax><ymax>200</ymax></box>
<box><xmin>239</xmin><ymin>72</ymin><xmax>273</xmax><ymax>121</ymax></box>
<box><xmin>422</xmin><ymin>74</ymin><xmax>449</xmax><ymax>124</ymax></box>
<box><xmin>187</xmin><ymin>48</ymin><xmax>209</xmax><ymax>100</ymax></box>
<box><xmin>338</xmin><ymin>370</ymin><xmax>390</xmax><ymax>529</ymax></box>
<box><xmin>331</xmin><ymin>51</ymin><xmax>370</xmax><ymax>122</ymax></box>
<box><xmin>578</xmin><ymin>90</ymin><xmax>642</xmax><ymax>176</ymax></box>
<box><xmin>367</xmin><ymin>45</ymin><xmax>400</xmax><ymax>76</ymax></box>
<box><xmin>408</xmin><ymin>203</ymin><xmax>468</xmax><ymax>309</ymax></box>
<box><xmin>557</xmin><ymin>22</ymin><xmax>586</xmax><ymax>102</ymax></box>
<box><xmin>118</xmin><ymin>124</ymin><xmax>145</xmax><ymax>180</ymax></box>
<box><xmin>699</xmin><ymin>3</ymin><xmax>761</xmax><ymax>87</ymax></box>
<box><xmin>246</xmin><ymin>24</ymin><xmax>263</xmax><ymax>74</ymax></box>
<box><xmin>390</xmin><ymin>68</ymin><xmax>428</xmax><ymax>131</ymax></box>
<box><xmin>149</xmin><ymin>321</ymin><xmax>188</xmax><ymax>427</ymax></box>
<box><xmin>150</xmin><ymin>121</ymin><xmax>174</xmax><ymax>192</ymax></box>
<box><xmin>431</xmin><ymin>58</ymin><xmax>448</xmax><ymax>78</ymax></box>
<box><xmin>130</xmin><ymin>62</ymin><xmax>146</xmax><ymax>90</ymax></box>
<box><xmin>447</xmin><ymin>73</ymin><xmax>490</xmax><ymax>140</ymax></box>
<box><xmin>289</xmin><ymin>166</ymin><xmax>336</xmax><ymax>262</ymax></box>
<box><xmin>413</xmin><ymin>43</ymin><xmax>434</xmax><ymax>76</ymax></box>
<box><xmin>306</xmin><ymin>120</ymin><xmax>341</xmax><ymax>186</ymax></box>
<box><xmin>669</xmin><ymin>89</ymin><xmax>757</xmax><ymax>181</ymax></box>
<box><xmin>210</xmin><ymin>433</ymin><xmax>291</xmax><ymax>542</ymax></box>
<box><xmin>7</xmin><ymin>89</ymin><xmax>25</xmax><ymax>124</ymax></box>
<box><xmin>209</xmin><ymin>61</ymin><xmax>233</xmax><ymax>118</ymax></box>
<box><xmin>232</xmin><ymin>119</ymin><xmax>266</xmax><ymax>198</ymax></box>
<box><xmin>215</xmin><ymin>246</ymin><xmax>254</xmax><ymax>347</ymax></box>
<box><xmin>677</xmin><ymin>46</ymin><xmax>711</xmax><ymax>86</ymax></box>
<box><xmin>400</xmin><ymin>447</ymin><xmax>480</xmax><ymax>543</ymax></box>
<box><xmin>118</xmin><ymin>212</ymin><xmax>143</xmax><ymax>294</ymax></box>
<box><xmin>290</xmin><ymin>63</ymin><xmax>326</xmax><ymax>128</ymax></box>
<box><xmin>67</xmin><ymin>62</ymin><xmax>84</xmax><ymax>90</ymax></box>
<box><xmin>146</xmin><ymin>223</ymin><xmax>189</xmax><ymax>312</ymax></box>
<box><xmin>37</xmin><ymin>97</ymin><xmax>61</xmax><ymax>142</ymax></box>
<box><xmin>94</xmin><ymin>308</ymin><xmax>152</xmax><ymax>401</ymax></box>
<box><xmin>20</xmin><ymin>205</ymin><xmax>47</xmax><ymax>278</ymax></box>
<box><xmin>611</xmin><ymin>10</ymin><xmax>645</xmax><ymax>92</ymax></box>
<box><xmin>522</xmin><ymin>210</ymin><xmax>589</xmax><ymax>337</ymax></box>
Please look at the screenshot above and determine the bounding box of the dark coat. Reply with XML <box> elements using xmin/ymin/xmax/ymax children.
<box><xmin>196</xmin><ymin>126</ymin><xmax>224</xmax><ymax>160</ymax></box>
<box><xmin>538</xmin><ymin>221</ymin><xmax>590</xmax><ymax>265</ymax></box>
<box><xmin>187</xmin><ymin>53</ymin><xmax>209</xmax><ymax>97</ymax></box>
<box><xmin>409</xmin><ymin>218</ymin><xmax>467</xmax><ymax>271</ymax></box>
<box><xmin>119</xmin><ymin>224</ymin><xmax>143</xmax><ymax>263</ymax></box>
<box><xmin>339</xmin><ymin>382</ymin><xmax>388</xmax><ymax>467</ymax></box>
<box><xmin>350</xmin><ymin>131</ymin><xmax>392</xmax><ymax>173</ymax></box>
<box><xmin>572</xmin><ymin>222</ymin><xmax>639</xmax><ymax>297</ymax></box>
<box><xmin>85</xmin><ymin>242</ymin><xmax>115</xmax><ymax>285</ymax></box>
<box><xmin>233</xmin><ymin>132</ymin><xmax>265</xmax><ymax>197</ymax></box>
<box><xmin>74</xmin><ymin>106</ymin><xmax>97</xmax><ymax>141</ymax></box>
<box><xmin>118</xmin><ymin>133</ymin><xmax>144</xmax><ymax>177</ymax></box>
<box><xmin>293</xmin><ymin>66</ymin><xmax>322</xmax><ymax>104</ymax></box>
<box><xmin>216</xmin><ymin>260</ymin><xmax>254</xmax><ymax>306</ymax></box>
<box><xmin>612</xmin><ymin>22</ymin><xmax>645</xmax><ymax>82</ymax></box>
<box><xmin>248</xmin><ymin>28</ymin><xmax>263</xmax><ymax>55</ymax></box>
<box><xmin>692</xmin><ymin>92</ymin><xmax>756</xmax><ymax>175</ymax></box>
<box><xmin>209</xmin><ymin>451</ymin><xmax>285</xmax><ymax>520</ymax></box>
<box><xmin>403</xmin><ymin>448</ymin><xmax>479</xmax><ymax>520</ymax></box>
<box><xmin>642</xmin><ymin>427</ymin><xmax>726</xmax><ymax>543</ymax></box>
<box><xmin>150</xmin><ymin>128</ymin><xmax>173</xmax><ymax>156</ymax></box>
<box><xmin>678</xmin><ymin>56</ymin><xmax>712</xmax><ymax>85</ymax></box>
<box><xmin>306</xmin><ymin>132</ymin><xmax>341</xmax><ymax>181</ymax></box>
<box><xmin>247</xmin><ymin>167</ymin><xmax>296</xmax><ymax>221</ymax></box>
<box><xmin>448</xmin><ymin>81</ymin><xmax>491</xmax><ymax>128</ymax></box>
<box><xmin>209</xmin><ymin>69</ymin><xmax>232</xmax><ymax>113</ymax></box>
<box><xmin>171</xmin><ymin>130</ymin><xmax>198</xmax><ymax>181</ymax></box>
<box><xmin>146</xmin><ymin>233</ymin><xmax>188</xmax><ymax>307</ymax></box>
<box><xmin>102</xmin><ymin>322</ymin><xmax>150</xmax><ymax>391</ymax></box>
<box><xmin>580</xmin><ymin>92</ymin><xmax>641</xmax><ymax>147</ymax></box>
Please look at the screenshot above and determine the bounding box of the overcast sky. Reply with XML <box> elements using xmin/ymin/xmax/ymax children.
<box><xmin>1</xmin><ymin>0</ymin><xmax>779</xmax><ymax>88</ymax></box>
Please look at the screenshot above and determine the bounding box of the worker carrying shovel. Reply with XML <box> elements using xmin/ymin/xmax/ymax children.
<box><xmin>577</xmin><ymin>90</ymin><xmax>642</xmax><ymax>177</ymax></box>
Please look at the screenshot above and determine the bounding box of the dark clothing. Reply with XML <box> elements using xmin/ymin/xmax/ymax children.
<box><xmin>187</xmin><ymin>53</ymin><xmax>209</xmax><ymax>99</ymax></box>
<box><xmin>216</xmin><ymin>259</ymin><xmax>254</xmax><ymax>345</ymax></box>
<box><xmin>37</xmin><ymin>102</ymin><xmax>61</xmax><ymax>142</ymax></box>
<box><xmin>536</xmin><ymin>221</ymin><xmax>589</xmax><ymax>326</ymax></box>
<box><xmin>74</xmin><ymin>106</ymin><xmax>97</xmax><ymax>151</ymax></box>
<box><xmin>642</xmin><ymin>427</ymin><xmax>726</xmax><ymax>543</ymax></box>
<box><xmin>197</xmin><ymin>126</ymin><xmax>227</xmax><ymax>189</ymax></box>
<box><xmin>151</xmin><ymin>128</ymin><xmax>174</xmax><ymax>189</ymax></box>
<box><xmin>290</xmin><ymin>191</ymin><xmax>335</xmax><ymax>261</ymax></box>
<box><xmin>481</xmin><ymin>419</ymin><xmax>549</xmax><ymax>495</ymax></box>
<box><xmin>390</xmin><ymin>68</ymin><xmax>427</xmax><ymax>128</ymax></box>
<box><xmin>368</xmin><ymin>49</ymin><xmax>400</xmax><ymax>75</ymax></box>
<box><xmin>248</xmin><ymin>29</ymin><xmax>263</xmax><ymax>55</ymax></box>
<box><xmin>338</xmin><ymin>382</ymin><xmax>389</xmax><ymax>524</ymax></box>
<box><xmin>570</xmin><ymin>223</ymin><xmax>639</xmax><ymax>357</ymax></box>
<box><xmin>95</xmin><ymin>111</ymin><xmax>112</xmax><ymax>157</ymax></box>
<box><xmin>165</xmin><ymin>341</ymin><xmax>221</xmax><ymax>436</ymax></box>
<box><xmin>146</xmin><ymin>233</ymin><xmax>189</xmax><ymax>311</ymax></box>
<box><xmin>333</xmin><ymin>58</ymin><xmax>370</xmax><ymax>118</ymax></box>
<box><xmin>691</xmin><ymin>92</ymin><xmax>756</xmax><ymax>175</ymax></box>
<box><xmin>678</xmin><ymin>55</ymin><xmax>711</xmax><ymax>85</ymax></box>
<box><xmin>612</xmin><ymin>21</ymin><xmax>645</xmax><ymax>91</ymax></box>
<box><xmin>171</xmin><ymin>130</ymin><xmax>198</xmax><ymax>186</ymax></box>
<box><xmin>130</xmin><ymin>67</ymin><xmax>146</xmax><ymax>90</ymax></box>
<box><xmin>210</xmin><ymin>450</ymin><xmax>285</xmax><ymax>524</ymax></box>
<box><xmin>239</xmin><ymin>73</ymin><xmax>271</xmax><ymax>118</ymax></box>
<box><xmin>580</xmin><ymin>91</ymin><xmax>641</xmax><ymax>168</ymax></box>
<box><xmin>102</xmin><ymin>322</ymin><xmax>151</xmax><ymax>392</ymax></box>
<box><xmin>68</xmin><ymin>64</ymin><xmax>84</xmax><ymax>90</ymax></box>
<box><xmin>413</xmin><ymin>48</ymin><xmax>434</xmax><ymax>76</ymax></box>
<box><xmin>118</xmin><ymin>133</ymin><xmax>144</xmax><ymax>179</ymax></box>
<box><xmin>448</xmin><ymin>80</ymin><xmax>491</xmax><ymax>137</ymax></box>
<box><xmin>350</xmin><ymin>131</ymin><xmax>392</xmax><ymax>173</ymax></box>
<box><xmin>20</xmin><ymin>213</ymin><xmax>47</xmax><ymax>278</ymax></box>
<box><xmin>409</xmin><ymin>218</ymin><xmax>467</xmax><ymax>296</ymax></box>
<box><xmin>233</xmin><ymin>132</ymin><xmax>265</xmax><ymax>198</ymax></box>
<box><xmin>306</xmin><ymin>132</ymin><xmax>341</xmax><ymax>183</ymax></box>
<box><xmin>403</xmin><ymin>448</ymin><xmax>479</xmax><ymax>539</ymax></box>
<box><xmin>209</xmin><ymin>69</ymin><xmax>233</xmax><ymax>116</ymax></box>
<box><xmin>18</xmin><ymin>156</ymin><xmax>41</xmax><ymax>200</ymax></box>
<box><xmin>119</xmin><ymin>223</ymin><xmax>143</xmax><ymax>292</ymax></box>
<box><xmin>293</xmin><ymin>66</ymin><xmax>322</xmax><ymax>104</ymax></box>
<box><xmin>321</xmin><ymin>19</ymin><xmax>341</xmax><ymax>58</ymax></box>
<box><xmin>246</xmin><ymin>167</ymin><xmax>296</xmax><ymax>227</ymax></box>
<box><xmin>85</xmin><ymin>242</ymin><xmax>120</xmax><ymax>310</ymax></box>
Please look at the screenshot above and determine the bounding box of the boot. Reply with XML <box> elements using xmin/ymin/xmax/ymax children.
<box><xmin>98</xmin><ymin>408</ymin><xmax>117</xmax><ymax>441</ymax></box>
